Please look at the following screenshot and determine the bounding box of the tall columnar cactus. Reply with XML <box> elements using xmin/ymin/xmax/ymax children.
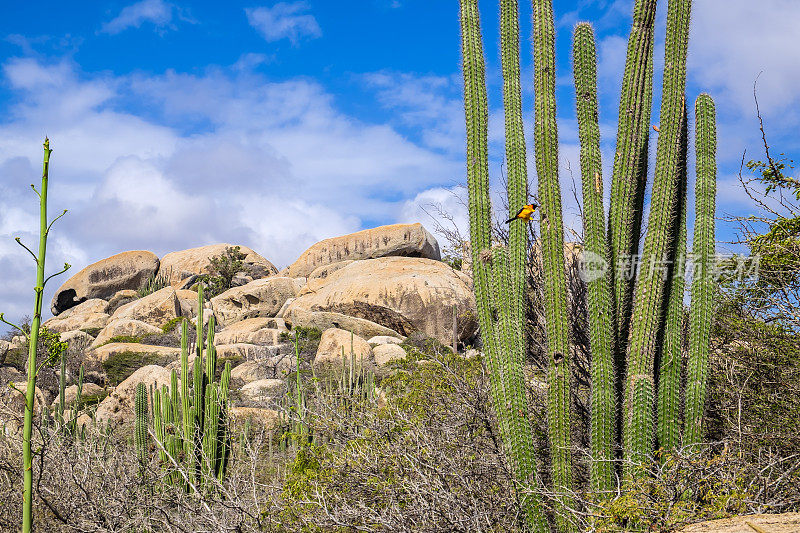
<box><xmin>573</xmin><ymin>22</ymin><xmax>615</xmax><ymax>495</ymax></box>
<box><xmin>135</xmin><ymin>382</ymin><xmax>149</xmax><ymax>466</ymax></box>
<box><xmin>458</xmin><ymin>0</ymin><xmax>718</xmax><ymax>526</ymax></box>
<box><xmin>459</xmin><ymin>1</ymin><xmax>548</xmax><ymax>530</ymax></box>
<box><xmin>624</xmin><ymin>0</ymin><xmax>692</xmax><ymax>469</ymax></box>
<box><xmin>533</xmin><ymin>0</ymin><xmax>574</xmax><ymax>522</ymax></box>
<box><xmin>656</xmin><ymin>102</ymin><xmax>689</xmax><ymax>454</ymax></box>
<box><xmin>607</xmin><ymin>0</ymin><xmax>658</xmax><ymax>361</ymax></box>
<box><xmin>148</xmin><ymin>289</ymin><xmax>232</xmax><ymax>490</ymax></box>
<box><xmin>500</xmin><ymin>0</ymin><xmax>528</xmax><ymax>334</ymax></box>
<box><xmin>685</xmin><ymin>94</ymin><xmax>717</xmax><ymax>446</ymax></box>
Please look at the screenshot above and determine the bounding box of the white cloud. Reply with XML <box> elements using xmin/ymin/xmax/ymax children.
<box><xmin>100</xmin><ymin>0</ymin><xmax>180</xmax><ymax>35</ymax></box>
<box><xmin>689</xmin><ymin>0</ymin><xmax>800</xmax><ymax>124</ymax></box>
<box><xmin>246</xmin><ymin>3</ymin><xmax>322</xmax><ymax>45</ymax></box>
<box><xmin>0</xmin><ymin>57</ymin><xmax>462</xmax><ymax>325</ymax></box>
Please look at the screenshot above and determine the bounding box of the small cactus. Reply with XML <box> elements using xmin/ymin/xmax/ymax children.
<box><xmin>135</xmin><ymin>383</ymin><xmax>148</xmax><ymax>466</ymax></box>
<box><xmin>143</xmin><ymin>289</ymin><xmax>232</xmax><ymax>490</ymax></box>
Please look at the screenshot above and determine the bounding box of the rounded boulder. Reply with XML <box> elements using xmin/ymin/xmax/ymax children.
<box><xmin>51</xmin><ymin>251</ymin><xmax>159</xmax><ymax>315</ymax></box>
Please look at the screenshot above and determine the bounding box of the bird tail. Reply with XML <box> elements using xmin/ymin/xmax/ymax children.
<box><xmin>505</xmin><ymin>217</ymin><xmax>516</xmax><ymax>224</ymax></box>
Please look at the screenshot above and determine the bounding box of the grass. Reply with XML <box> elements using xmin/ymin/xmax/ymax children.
<box><xmin>101</xmin><ymin>350</ymin><xmax>175</xmax><ymax>386</ymax></box>
<box><xmin>161</xmin><ymin>317</ymin><xmax>183</xmax><ymax>334</ymax></box>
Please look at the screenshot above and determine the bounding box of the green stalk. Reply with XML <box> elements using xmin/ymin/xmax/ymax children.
<box><xmin>57</xmin><ymin>348</ymin><xmax>67</xmax><ymax>426</ymax></box>
<box><xmin>459</xmin><ymin>1</ymin><xmax>547</xmax><ymax>529</ymax></box>
<box><xmin>20</xmin><ymin>139</ymin><xmax>66</xmax><ymax>533</ymax></box>
<box><xmin>573</xmin><ymin>22</ymin><xmax>615</xmax><ymax>495</ymax></box>
<box><xmin>135</xmin><ymin>382</ymin><xmax>149</xmax><ymax>467</ymax></box>
<box><xmin>656</xmin><ymin>101</ymin><xmax>689</xmax><ymax>454</ymax></box>
<box><xmin>684</xmin><ymin>94</ymin><xmax>717</xmax><ymax>447</ymax></box>
<box><xmin>196</xmin><ymin>285</ymin><xmax>204</xmax><ymax>359</ymax></box>
<box><xmin>75</xmin><ymin>365</ymin><xmax>84</xmax><ymax>427</ymax></box>
<box><xmin>624</xmin><ymin>0</ymin><xmax>692</xmax><ymax>469</ymax></box>
<box><xmin>606</xmin><ymin>1</ymin><xmax>658</xmax><ymax>456</ymax></box>
<box><xmin>500</xmin><ymin>0</ymin><xmax>529</xmax><ymax>333</ymax></box>
<box><xmin>205</xmin><ymin>316</ymin><xmax>217</xmax><ymax>382</ymax></box>
<box><xmin>532</xmin><ymin>0</ymin><xmax>574</xmax><ymax>524</ymax></box>
<box><xmin>607</xmin><ymin>0</ymin><xmax>658</xmax><ymax>348</ymax></box>
<box><xmin>180</xmin><ymin>319</ymin><xmax>191</xmax><ymax>470</ymax></box>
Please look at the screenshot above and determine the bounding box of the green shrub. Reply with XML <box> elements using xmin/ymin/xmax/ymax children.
<box><xmin>195</xmin><ymin>246</ymin><xmax>248</xmax><ymax>298</ymax></box>
<box><xmin>2</xmin><ymin>327</ymin><xmax>66</xmax><ymax>371</ymax></box>
<box><xmin>101</xmin><ymin>335</ymin><xmax>142</xmax><ymax>346</ymax></box>
<box><xmin>101</xmin><ymin>350</ymin><xmax>173</xmax><ymax>385</ymax></box>
<box><xmin>160</xmin><ymin>317</ymin><xmax>182</xmax><ymax>334</ymax></box>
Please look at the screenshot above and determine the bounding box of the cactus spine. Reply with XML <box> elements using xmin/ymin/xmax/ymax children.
<box><xmin>459</xmin><ymin>1</ymin><xmax>548</xmax><ymax>530</ymax></box>
<box><xmin>533</xmin><ymin>0</ymin><xmax>574</xmax><ymax>522</ymax></box>
<box><xmin>573</xmin><ymin>22</ymin><xmax>615</xmax><ymax>495</ymax></box>
<box><xmin>656</xmin><ymin>101</ymin><xmax>689</xmax><ymax>454</ymax></box>
<box><xmin>624</xmin><ymin>0</ymin><xmax>692</xmax><ymax>469</ymax></box>
<box><xmin>685</xmin><ymin>94</ymin><xmax>717</xmax><ymax>446</ymax></box>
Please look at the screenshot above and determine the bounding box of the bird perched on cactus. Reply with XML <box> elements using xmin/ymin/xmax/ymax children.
<box><xmin>506</xmin><ymin>203</ymin><xmax>538</xmax><ymax>223</ymax></box>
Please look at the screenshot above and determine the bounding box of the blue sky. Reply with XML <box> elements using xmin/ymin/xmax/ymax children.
<box><xmin>1</xmin><ymin>0</ymin><xmax>799</xmax><ymax>323</ymax></box>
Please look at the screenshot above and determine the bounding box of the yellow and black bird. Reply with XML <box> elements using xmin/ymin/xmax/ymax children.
<box><xmin>506</xmin><ymin>203</ymin><xmax>538</xmax><ymax>223</ymax></box>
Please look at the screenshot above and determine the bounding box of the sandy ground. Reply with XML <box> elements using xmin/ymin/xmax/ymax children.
<box><xmin>677</xmin><ymin>512</ymin><xmax>800</xmax><ymax>533</ymax></box>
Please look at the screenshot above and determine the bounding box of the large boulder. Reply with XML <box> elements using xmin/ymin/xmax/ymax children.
<box><xmin>159</xmin><ymin>244</ymin><xmax>277</xmax><ymax>287</ymax></box>
<box><xmin>50</xmin><ymin>383</ymin><xmax>104</xmax><ymax>408</ymax></box>
<box><xmin>215</xmin><ymin>343</ymin><xmax>292</xmax><ymax>362</ymax></box>
<box><xmin>230</xmin><ymin>355</ymin><xmax>296</xmax><ymax>382</ymax></box>
<box><xmin>284</xmin><ymin>308</ymin><xmax>403</xmax><ymax>340</ymax></box>
<box><xmin>51</xmin><ymin>251</ymin><xmax>159</xmax><ymax>315</ymax></box>
<box><xmin>210</xmin><ymin>277</ymin><xmax>299</xmax><ymax>327</ymax></box>
<box><xmin>238</xmin><ymin>379</ymin><xmax>286</xmax><ymax>403</ymax></box>
<box><xmin>110</xmin><ymin>287</ymin><xmax>181</xmax><ymax>328</ymax></box>
<box><xmin>285</xmin><ymin>223</ymin><xmax>441</xmax><ymax>278</ymax></box>
<box><xmin>215</xmin><ymin>317</ymin><xmax>288</xmax><ymax>346</ymax></box>
<box><xmin>286</xmin><ymin>257</ymin><xmax>477</xmax><ymax>345</ymax></box>
<box><xmin>87</xmin><ymin>342</ymin><xmax>181</xmax><ymax>366</ymax></box>
<box><xmin>0</xmin><ymin>340</ymin><xmax>11</xmax><ymax>364</ymax></box>
<box><xmin>107</xmin><ymin>289</ymin><xmax>138</xmax><ymax>315</ymax></box>
<box><xmin>373</xmin><ymin>343</ymin><xmax>407</xmax><ymax>366</ymax></box>
<box><xmin>94</xmin><ymin>365</ymin><xmax>172</xmax><ymax>424</ymax></box>
<box><xmin>59</xmin><ymin>330</ymin><xmax>95</xmax><ymax>349</ymax></box>
<box><xmin>314</xmin><ymin>328</ymin><xmax>371</xmax><ymax>369</ymax></box>
<box><xmin>43</xmin><ymin>312</ymin><xmax>110</xmax><ymax>334</ymax></box>
<box><xmin>56</xmin><ymin>298</ymin><xmax>109</xmax><ymax>318</ymax></box>
<box><xmin>91</xmin><ymin>319</ymin><xmax>164</xmax><ymax>349</ymax></box>
<box><xmin>229</xmin><ymin>407</ymin><xmax>279</xmax><ymax>431</ymax></box>
<box><xmin>176</xmin><ymin>289</ymin><xmax>201</xmax><ymax>318</ymax></box>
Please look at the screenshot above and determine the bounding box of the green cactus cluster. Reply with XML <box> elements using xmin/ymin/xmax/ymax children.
<box><xmin>136</xmin><ymin>286</ymin><xmax>233</xmax><ymax>490</ymax></box>
<box><xmin>459</xmin><ymin>0</ymin><xmax>717</xmax><ymax>529</ymax></box>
